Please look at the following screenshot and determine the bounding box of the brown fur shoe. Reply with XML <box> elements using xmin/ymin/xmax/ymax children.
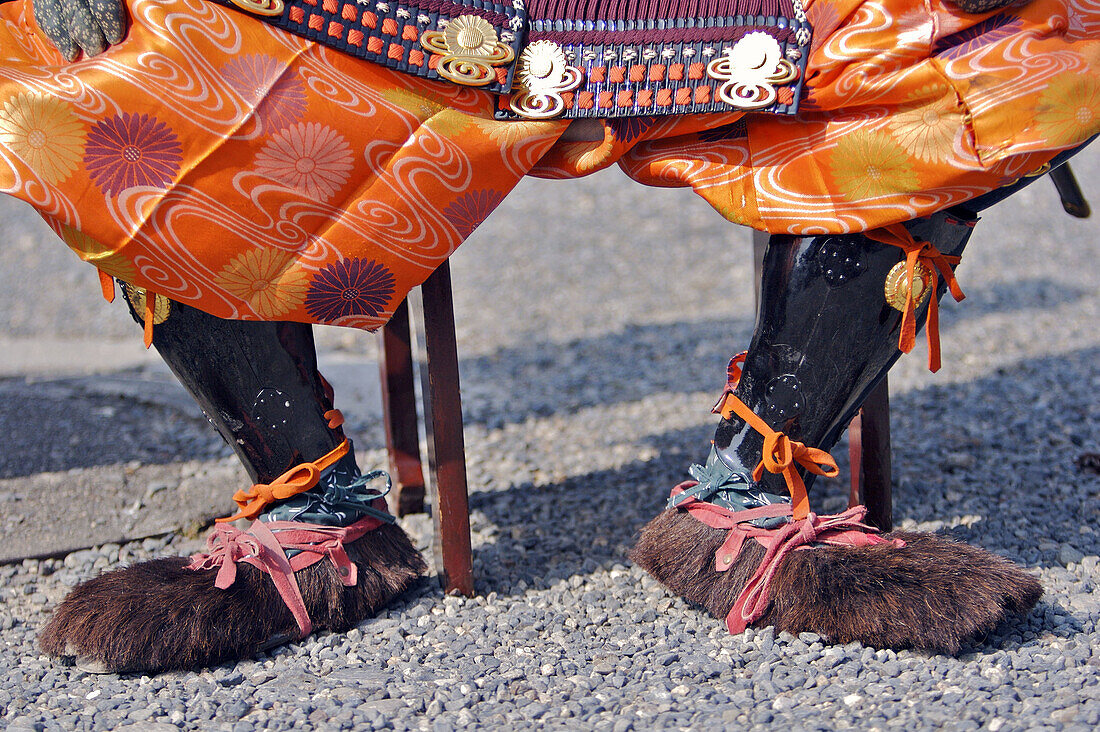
<box><xmin>631</xmin><ymin>508</ymin><xmax>1042</xmax><ymax>654</ymax></box>
<box><xmin>39</xmin><ymin>522</ymin><xmax>425</xmax><ymax>673</ymax></box>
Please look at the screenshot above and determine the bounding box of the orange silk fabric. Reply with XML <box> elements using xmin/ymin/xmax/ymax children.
<box><xmin>0</xmin><ymin>0</ymin><xmax>1096</xmax><ymax>330</ymax></box>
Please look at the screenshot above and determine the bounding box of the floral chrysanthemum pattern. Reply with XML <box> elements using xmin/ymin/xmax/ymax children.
<box><xmin>443</xmin><ymin>189</ymin><xmax>505</xmax><ymax>239</ymax></box>
<box><xmin>255</xmin><ymin>122</ymin><xmax>354</xmax><ymax>203</ymax></box>
<box><xmin>60</xmin><ymin>224</ymin><xmax>136</xmax><ymax>283</ymax></box>
<box><xmin>305</xmin><ymin>258</ymin><xmax>395</xmax><ymax>323</ymax></box>
<box><xmin>0</xmin><ymin>0</ymin><xmax>1094</xmax><ymax>331</ymax></box>
<box><xmin>607</xmin><ymin>117</ymin><xmax>655</xmax><ymax>144</ymax></box>
<box><xmin>933</xmin><ymin>15</ymin><xmax>1024</xmax><ymax>61</ymax></box>
<box><xmin>0</xmin><ymin>92</ymin><xmax>84</xmax><ymax>185</ymax></box>
<box><xmin>828</xmin><ymin>131</ymin><xmax>920</xmax><ymax>201</ymax></box>
<box><xmin>887</xmin><ymin>93</ymin><xmax>963</xmax><ymax>163</ymax></box>
<box><xmin>214</xmin><ymin>249</ymin><xmax>310</xmax><ymax>318</ymax></box>
<box><xmin>474</xmin><ymin>117</ymin><xmax>560</xmax><ymax>146</ymax></box>
<box><xmin>1034</xmin><ymin>73</ymin><xmax>1100</xmax><ymax>147</ymax></box>
<box><xmin>84</xmin><ymin>112</ymin><xmax>182</xmax><ymax>195</ymax></box>
<box><xmin>221</xmin><ymin>55</ymin><xmax>307</xmax><ymax>132</ymax></box>
<box><xmin>699</xmin><ymin>120</ymin><xmax>748</xmax><ymax>143</ymax></box>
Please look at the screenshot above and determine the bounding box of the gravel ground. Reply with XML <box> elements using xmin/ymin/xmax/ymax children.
<box><xmin>1</xmin><ymin>145</ymin><xmax>1099</xmax><ymax>730</ymax></box>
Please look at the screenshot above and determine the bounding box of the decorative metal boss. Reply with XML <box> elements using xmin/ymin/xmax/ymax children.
<box><xmin>707</xmin><ymin>32</ymin><xmax>799</xmax><ymax>110</ymax></box>
<box><xmin>509</xmin><ymin>41</ymin><xmax>583</xmax><ymax>120</ymax></box>
<box><xmin>420</xmin><ymin>16</ymin><xmax>515</xmax><ymax>87</ymax></box>
<box><xmin>884</xmin><ymin>261</ymin><xmax>934</xmax><ymax>312</ymax></box>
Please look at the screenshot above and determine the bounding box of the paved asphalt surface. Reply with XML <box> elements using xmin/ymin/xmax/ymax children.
<box><xmin>0</xmin><ymin>143</ymin><xmax>1098</xmax><ymax>729</ymax></box>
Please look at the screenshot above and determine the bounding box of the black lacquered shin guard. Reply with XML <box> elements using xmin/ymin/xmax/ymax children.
<box><xmin>126</xmin><ymin>297</ymin><xmax>343</xmax><ymax>485</ymax></box>
<box><xmin>713</xmin><ymin>210</ymin><xmax>977</xmax><ymax>500</ymax></box>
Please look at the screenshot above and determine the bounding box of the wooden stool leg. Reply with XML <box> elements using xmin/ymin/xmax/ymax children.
<box><xmin>379</xmin><ymin>299</ymin><xmax>426</xmax><ymax>516</ymax></box>
<box><xmin>419</xmin><ymin>262</ymin><xmax>474</xmax><ymax>596</ymax></box>
<box><xmin>848</xmin><ymin>377</ymin><xmax>893</xmax><ymax>531</ymax></box>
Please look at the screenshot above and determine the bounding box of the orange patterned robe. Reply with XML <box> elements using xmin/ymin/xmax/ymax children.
<box><xmin>0</xmin><ymin>0</ymin><xmax>1096</xmax><ymax>329</ymax></box>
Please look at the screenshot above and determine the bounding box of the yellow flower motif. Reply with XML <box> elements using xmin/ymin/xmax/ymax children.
<box><xmin>380</xmin><ymin>88</ymin><xmax>443</xmax><ymax>120</ymax></box>
<box><xmin>0</xmin><ymin>92</ymin><xmax>85</xmax><ymax>185</ymax></box>
<box><xmin>1034</xmin><ymin>72</ymin><xmax>1100</xmax><ymax>147</ymax></box>
<box><xmin>473</xmin><ymin>117</ymin><xmax>560</xmax><ymax>146</ymax></box>
<box><xmin>60</xmin><ymin>225</ymin><xmax>136</xmax><ymax>283</ymax></box>
<box><xmin>887</xmin><ymin>95</ymin><xmax>962</xmax><ymax>163</ymax></box>
<box><xmin>828</xmin><ymin>130</ymin><xmax>920</xmax><ymax>201</ymax></box>
<box><xmin>214</xmin><ymin>249</ymin><xmax>309</xmax><ymax>318</ymax></box>
<box><xmin>428</xmin><ymin>109</ymin><xmax>473</xmax><ymax>137</ymax></box>
<box><xmin>379</xmin><ymin>88</ymin><xmax>472</xmax><ymax>136</ymax></box>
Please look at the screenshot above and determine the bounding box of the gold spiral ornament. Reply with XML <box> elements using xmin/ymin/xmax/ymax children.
<box><xmin>420</xmin><ymin>16</ymin><xmax>514</xmax><ymax>87</ymax></box>
<box><xmin>228</xmin><ymin>0</ymin><xmax>285</xmax><ymax>17</ymax></box>
<box><xmin>707</xmin><ymin>32</ymin><xmax>799</xmax><ymax>110</ymax></box>
<box><xmin>509</xmin><ymin>41</ymin><xmax>583</xmax><ymax>120</ymax></box>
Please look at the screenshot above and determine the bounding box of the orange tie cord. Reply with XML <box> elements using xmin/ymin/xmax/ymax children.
<box><xmin>316</xmin><ymin>372</ymin><xmax>345</xmax><ymax>429</ymax></box>
<box><xmin>716</xmin><ymin>392</ymin><xmax>839</xmax><ymax>521</ymax></box>
<box><xmin>142</xmin><ymin>292</ymin><xmax>156</xmax><ymax>348</ymax></box>
<box><xmin>711</xmin><ymin>352</ymin><xmax>747</xmax><ymax>415</ymax></box>
<box><xmin>217</xmin><ymin>438</ymin><xmax>351</xmax><ymax>523</ymax></box>
<box><xmin>97</xmin><ymin>271</ymin><xmax>115</xmax><ymax>303</ymax></box>
<box><xmin>865</xmin><ymin>224</ymin><xmax>965</xmax><ymax>373</ymax></box>
<box><xmin>324</xmin><ymin>409</ymin><xmax>345</xmax><ymax>429</ymax></box>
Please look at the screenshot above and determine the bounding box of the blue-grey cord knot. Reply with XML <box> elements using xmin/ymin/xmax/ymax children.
<box><xmin>263</xmin><ymin>464</ymin><xmax>396</xmax><ymax>526</ymax></box>
<box><xmin>337</xmin><ymin>470</ymin><xmax>397</xmax><ymax>524</ymax></box>
<box><xmin>668</xmin><ymin>445</ymin><xmax>790</xmax><ymax>520</ymax></box>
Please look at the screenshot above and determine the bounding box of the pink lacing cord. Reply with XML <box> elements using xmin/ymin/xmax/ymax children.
<box><xmin>186</xmin><ymin>515</ymin><xmax>385</xmax><ymax>638</ymax></box>
<box><xmin>669</xmin><ymin>481</ymin><xmax>905</xmax><ymax>634</ymax></box>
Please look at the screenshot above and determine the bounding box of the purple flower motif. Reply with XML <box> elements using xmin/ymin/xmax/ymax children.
<box><xmin>306</xmin><ymin>258</ymin><xmax>395</xmax><ymax>323</ymax></box>
<box><xmin>443</xmin><ymin>189</ymin><xmax>504</xmax><ymax>239</ymax></box>
<box><xmin>699</xmin><ymin>119</ymin><xmax>749</xmax><ymax>143</ymax></box>
<box><xmin>607</xmin><ymin>116</ymin><xmax>656</xmax><ymax>144</ymax></box>
<box><xmin>933</xmin><ymin>15</ymin><xmax>1024</xmax><ymax>61</ymax></box>
<box><xmin>84</xmin><ymin>113</ymin><xmax>182</xmax><ymax>195</ymax></box>
<box><xmin>221</xmin><ymin>55</ymin><xmax>307</xmax><ymax>132</ymax></box>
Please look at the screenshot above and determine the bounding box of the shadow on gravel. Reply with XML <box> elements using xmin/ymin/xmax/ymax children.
<box><xmin>463</xmin><ymin>345</ymin><xmax>1099</xmax><ymax>608</ymax></box>
<box><xmin>454</xmin><ymin>275</ymin><xmax>1085</xmax><ymax>430</ymax></box>
<box><xmin>0</xmin><ymin>373</ymin><xmax>227</xmax><ymax>479</ymax></box>
<box><xmin>936</xmin><ymin>277</ymin><xmax>1089</xmax><ymax>326</ymax></box>
<box><xmin>456</xmin><ymin>315</ymin><xmax>755</xmax><ymax>428</ymax></box>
